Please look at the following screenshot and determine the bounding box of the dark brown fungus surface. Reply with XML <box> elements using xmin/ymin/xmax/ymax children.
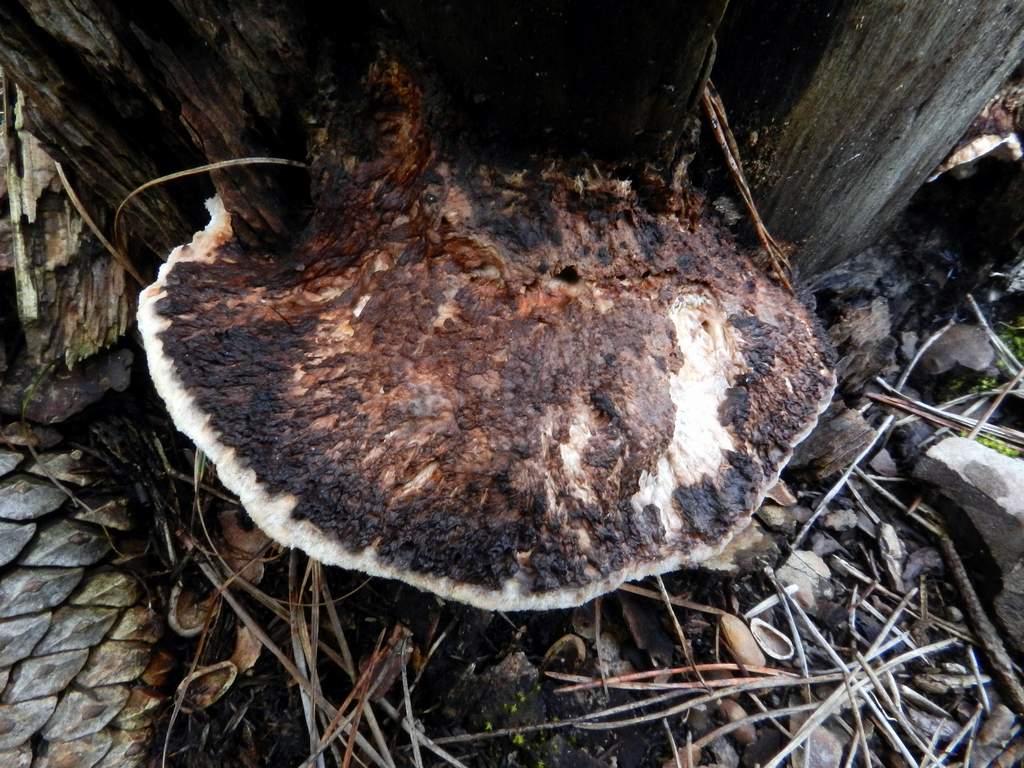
<box><xmin>139</xmin><ymin>57</ymin><xmax>835</xmax><ymax>610</ymax></box>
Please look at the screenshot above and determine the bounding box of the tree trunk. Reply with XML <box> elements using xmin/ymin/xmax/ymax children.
<box><xmin>3</xmin><ymin>81</ymin><xmax>129</xmax><ymax>367</ymax></box>
<box><xmin>0</xmin><ymin>0</ymin><xmax>1021</xmax><ymax>354</ymax></box>
<box><xmin>714</xmin><ymin>0</ymin><xmax>1024</xmax><ymax>275</ymax></box>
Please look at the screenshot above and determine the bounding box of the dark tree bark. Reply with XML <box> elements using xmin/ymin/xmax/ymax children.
<box><xmin>0</xmin><ymin>0</ymin><xmax>1021</xmax><ymax>364</ymax></box>
<box><xmin>714</xmin><ymin>0</ymin><xmax>1024</xmax><ymax>275</ymax></box>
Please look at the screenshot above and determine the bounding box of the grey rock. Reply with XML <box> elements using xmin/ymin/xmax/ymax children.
<box><xmin>919</xmin><ymin>324</ymin><xmax>994</xmax><ymax>374</ymax></box>
<box><xmin>823</xmin><ymin>508</ymin><xmax>858</xmax><ymax>532</ymax></box>
<box><xmin>914</xmin><ymin>437</ymin><xmax>1024</xmax><ymax>570</ymax></box>
<box><xmin>0</xmin><ymin>613</ymin><xmax>51</xmax><ymax>666</ymax></box>
<box><xmin>32</xmin><ymin>728</ymin><xmax>112</xmax><ymax>767</ymax></box>
<box><xmin>111</xmin><ymin>687</ymin><xmax>164</xmax><ymax>730</ymax></box>
<box><xmin>800</xmin><ymin>725</ymin><xmax>844</xmax><ymax>768</ymax></box>
<box><xmin>995</xmin><ymin>560</ymin><xmax>1024</xmax><ymax>654</ymax></box>
<box><xmin>18</xmin><ymin>519</ymin><xmax>110</xmax><ymax>567</ymax></box>
<box><xmin>0</xmin><ymin>474</ymin><xmax>66</xmax><ymax>521</ymax></box>
<box><xmin>757</xmin><ymin>503</ymin><xmax>799</xmax><ymax>534</ymax></box>
<box><xmin>0</xmin><ymin>695</ymin><xmax>57</xmax><ymax>749</ymax></box>
<box><xmin>34</xmin><ymin>606</ymin><xmax>119</xmax><ymax>655</ymax></box>
<box><xmin>0</xmin><ymin>568</ymin><xmax>84</xmax><ymax>618</ymax></box>
<box><xmin>69</xmin><ymin>571</ymin><xmax>141</xmax><ymax>608</ymax></box>
<box><xmin>76</xmin><ymin>642</ymin><xmax>150</xmax><ymax>687</ymax></box>
<box><xmin>0</xmin><ymin>450</ymin><xmax>22</xmax><ymax>478</ymax></box>
<box><xmin>0</xmin><ymin>743</ymin><xmax>30</xmax><ymax>767</ymax></box>
<box><xmin>96</xmin><ymin>726</ymin><xmax>151</xmax><ymax>768</ymax></box>
<box><xmin>0</xmin><ymin>521</ymin><xmax>35</xmax><ymax>567</ymax></box>
<box><xmin>777</xmin><ymin>550</ymin><xmax>833</xmax><ymax>614</ymax></box>
<box><xmin>42</xmin><ymin>685</ymin><xmax>129</xmax><ymax>741</ymax></box>
<box><xmin>2</xmin><ymin>649</ymin><xmax>88</xmax><ymax>704</ymax></box>
<box><xmin>0</xmin><ymin>349</ymin><xmax>132</xmax><ymax>424</ymax></box>
<box><xmin>108</xmin><ymin>606</ymin><xmax>163</xmax><ymax>644</ymax></box>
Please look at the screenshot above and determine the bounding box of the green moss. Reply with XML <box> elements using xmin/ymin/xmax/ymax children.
<box><xmin>998</xmin><ymin>316</ymin><xmax>1024</xmax><ymax>366</ymax></box>
<box><xmin>976</xmin><ymin>435</ymin><xmax>1022</xmax><ymax>458</ymax></box>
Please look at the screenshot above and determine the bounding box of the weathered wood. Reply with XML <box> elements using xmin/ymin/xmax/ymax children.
<box><xmin>3</xmin><ymin>83</ymin><xmax>128</xmax><ymax>367</ymax></box>
<box><xmin>0</xmin><ymin>0</ymin><xmax>318</xmax><ymax>255</ymax></box>
<box><xmin>715</xmin><ymin>0</ymin><xmax>1024</xmax><ymax>276</ymax></box>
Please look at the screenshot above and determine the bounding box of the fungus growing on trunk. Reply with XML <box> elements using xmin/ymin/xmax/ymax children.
<box><xmin>138</xmin><ymin>57</ymin><xmax>835</xmax><ymax>610</ymax></box>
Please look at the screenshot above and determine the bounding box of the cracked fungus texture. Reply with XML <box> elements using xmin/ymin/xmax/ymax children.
<box><xmin>139</xmin><ymin>58</ymin><xmax>835</xmax><ymax>610</ymax></box>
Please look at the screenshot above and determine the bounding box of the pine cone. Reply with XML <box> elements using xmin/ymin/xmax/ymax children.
<box><xmin>0</xmin><ymin>436</ymin><xmax>164</xmax><ymax>768</ymax></box>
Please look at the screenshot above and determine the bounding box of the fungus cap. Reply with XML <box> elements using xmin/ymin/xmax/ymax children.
<box><xmin>138</xmin><ymin>61</ymin><xmax>835</xmax><ymax>611</ymax></box>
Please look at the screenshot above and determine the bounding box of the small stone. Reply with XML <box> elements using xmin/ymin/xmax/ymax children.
<box><xmin>719</xmin><ymin>614</ymin><xmax>766</xmax><ymax>668</ymax></box>
<box><xmin>757</xmin><ymin>503</ymin><xmax>798</xmax><ymax>534</ymax></box>
<box><xmin>95</xmin><ymin>726</ymin><xmax>151</xmax><ymax>768</ymax></box>
<box><xmin>76</xmin><ymin>641</ymin><xmax>151</xmax><ymax>687</ymax></box>
<box><xmin>0</xmin><ymin>568</ymin><xmax>84</xmax><ymax>618</ymax></box>
<box><xmin>0</xmin><ymin>474</ymin><xmax>67</xmax><ymax>521</ymax></box>
<box><xmin>945</xmin><ymin>606</ymin><xmax>964</xmax><ymax>622</ymax></box>
<box><xmin>823</xmin><ymin>509</ymin><xmax>858</xmax><ymax>532</ymax></box>
<box><xmin>2</xmin><ymin>649</ymin><xmax>89</xmax><ymax>703</ymax></box>
<box><xmin>868</xmin><ymin>448</ymin><xmax>899</xmax><ymax>477</ymax></box>
<box><xmin>69</xmin><ymin>570</ymin><xmax>141</xmax><ymax>608</ymax></box>
<box><xmin>0</xmin><ymin>612</ymin><xmax>51</xmax><ymax>666</ymax></box>
<box><xmin>799</xmin><ymin>725</ymin><xmax>843</xmax><ymax>768</ymax></box>
<box><xmin>31</xmin><ymin>728</ymin><xmax>112</xmax><ymax>768</ymax></box>
<box><xmin>914</xmin><ymin>436</ymin><xmax>1024</xmax><ymax>650</ymax></box>
<box><xmin>0</xmin><ymin>696</ymin><xmax>57</xmax><ymax>750</ymax></box>
<box><xmin>919</xmin><ymin>324</ymin><xmax>994</xmax><ymax>374</ymax></box>
<box><xmin>34</xmin><ymin>606</ymin><xmax>119</xmax><ymax>655</ymax></box>
<box><xmin>0</xmin><ymin>450</ymin><xmax>22</xmax><ymax>478</ymax></box>
<box><xmin>0</xmin><ymin>521</ymin><xmax>35</xmax><ymax>567</ymax></box>
<box><xmin>18</xmin><ymin>519</ymin><xmax>110</xmax><ymax>567</ymax></box>
<box><xmin>42</xmin><ymin>685</ymin><xmax>129</xmax><ymax>741</ymax></box>
<box><xmin>776</xmin><ymin>551</ymin><xmax>833</xmax><ymax>614</ymax></box>
<box><xmin>915</xmin><ymin>437</ymin><xmax>1024</xmax><ymax>569</ymax></box>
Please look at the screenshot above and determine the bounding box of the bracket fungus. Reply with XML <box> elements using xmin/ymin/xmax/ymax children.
<box><xmin>139</xmin><ymin>58</ymin><xmax>835</xmax><ymax>610</ymax></box>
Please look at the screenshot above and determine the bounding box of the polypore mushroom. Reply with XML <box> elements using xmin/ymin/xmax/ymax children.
<box><xmin>139</xmin><ymin>58</ymin><xmax>834</xmax><ymax>610</ymax></box>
